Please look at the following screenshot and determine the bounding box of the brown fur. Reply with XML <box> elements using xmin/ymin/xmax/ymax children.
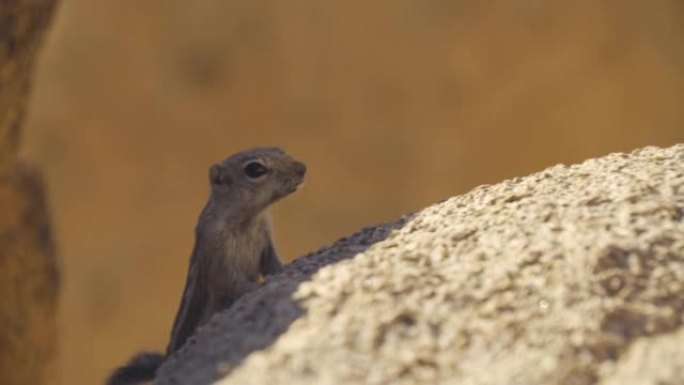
<box><xmin>107</xmin><ymin>147</ymin><xmax>305</xmax><ymax>385</ymax></box>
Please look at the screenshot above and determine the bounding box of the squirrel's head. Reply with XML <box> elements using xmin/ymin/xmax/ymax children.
<box><xmin>208</xmin><ymin>147</ymin><xmax>306</xmax><ymax>219</ymax></box>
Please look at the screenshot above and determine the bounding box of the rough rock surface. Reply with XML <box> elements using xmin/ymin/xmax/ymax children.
<box><xmin>0</xmin><ymin>1</ymin><xmax>59</xmax><ymax>384</ymax></box>
<box><xmin>157</xmin><ymin>144</ymin><xmax>684</xmax><ymax>385</ymax></box>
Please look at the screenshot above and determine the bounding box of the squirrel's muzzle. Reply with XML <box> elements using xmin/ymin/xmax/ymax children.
<box><xmin>292</xmin><ymin>161</ymin><xmax>307</xmax><ymax>178</ymax></box>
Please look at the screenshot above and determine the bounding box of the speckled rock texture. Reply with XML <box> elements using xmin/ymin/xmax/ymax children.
<box><xmin>156</xmin><ymin>144</ymin><xmax>684</xmax><ymax>385</ymax></box>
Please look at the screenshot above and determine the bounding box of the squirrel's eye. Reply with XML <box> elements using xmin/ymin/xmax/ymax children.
<box><xmin>244</xmin><ymin>161</ymin><xmax>269</xmax><ymax>179</ymax></box>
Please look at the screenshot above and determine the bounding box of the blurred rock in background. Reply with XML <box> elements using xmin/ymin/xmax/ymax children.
<box><xmin>0</xmin><ymin>1</ymin><xmax>60</xmax><ymax>384</ymax></box>
<box><xmin>20</xmin><ymin>0</ymin><xmax>684</xmax><ymax>384</ymax></box>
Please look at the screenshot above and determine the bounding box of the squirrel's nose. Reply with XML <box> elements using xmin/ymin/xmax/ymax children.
<box><xmin>292</xmin><ymin>161</ymin><xmax>307</xmax><ymax>178</ymax></box>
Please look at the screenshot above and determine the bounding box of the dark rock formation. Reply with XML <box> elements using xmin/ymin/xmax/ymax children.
<box><xmin>0</xmin><ymin>2</ymin><xmax>59</xmax><ymax>384</ymax></box>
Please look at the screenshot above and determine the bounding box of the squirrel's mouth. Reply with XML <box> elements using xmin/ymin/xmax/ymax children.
<box><xmin>287</xmin><ymin>178</ymin><xmax>305</xmax><ymax>193</ymax></box>
<box><xmin>290</xmin><ymin>182</ymin><xmax>304</xmax><ymax>193</ymax></box>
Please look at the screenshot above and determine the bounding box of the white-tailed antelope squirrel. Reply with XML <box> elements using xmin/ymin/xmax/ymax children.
<box><xmin>107</xmin><ymin>147</ymin><xmax>306</xmax><ymax>385</ymax></box>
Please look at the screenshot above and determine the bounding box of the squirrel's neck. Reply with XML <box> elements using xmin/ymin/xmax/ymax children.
<box><xmin>196</xmin><ymin>199</ymin><xmax>270</xmax><ymax>237</ymax></box>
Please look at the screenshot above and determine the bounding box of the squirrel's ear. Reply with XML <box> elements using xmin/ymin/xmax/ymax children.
<box><xmin>209</xmin><ymin>164</ymin><xmax>225</xmax><ymax>185</ymax></box>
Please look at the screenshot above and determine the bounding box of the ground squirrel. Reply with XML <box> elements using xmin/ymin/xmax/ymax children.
<box><xmin>107</xmin><ymin>147</ymin><xmax>306</xmax><ymax>385</ymax></box>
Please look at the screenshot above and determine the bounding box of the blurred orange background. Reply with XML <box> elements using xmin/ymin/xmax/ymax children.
<box><xmin>20</xmin><ymin>1</ymin><xmax>684</xmax><ymax>384</ymax></box>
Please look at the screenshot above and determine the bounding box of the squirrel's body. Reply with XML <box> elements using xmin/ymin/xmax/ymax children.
<box><xmin>167</xmin><ymin>209</ymin><xmax>274</xmax><ymax>353</ymax></box>
<box><xmin>108</xmin><ymin>147</ymin><xmax>306</xmax><ymax>385</ymax></box>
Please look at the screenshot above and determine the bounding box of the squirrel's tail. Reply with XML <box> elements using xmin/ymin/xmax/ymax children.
<box><xmin>106</xmin><ymin>352</ymin><xmax>165</xmax><ymax>385</ymax></box>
